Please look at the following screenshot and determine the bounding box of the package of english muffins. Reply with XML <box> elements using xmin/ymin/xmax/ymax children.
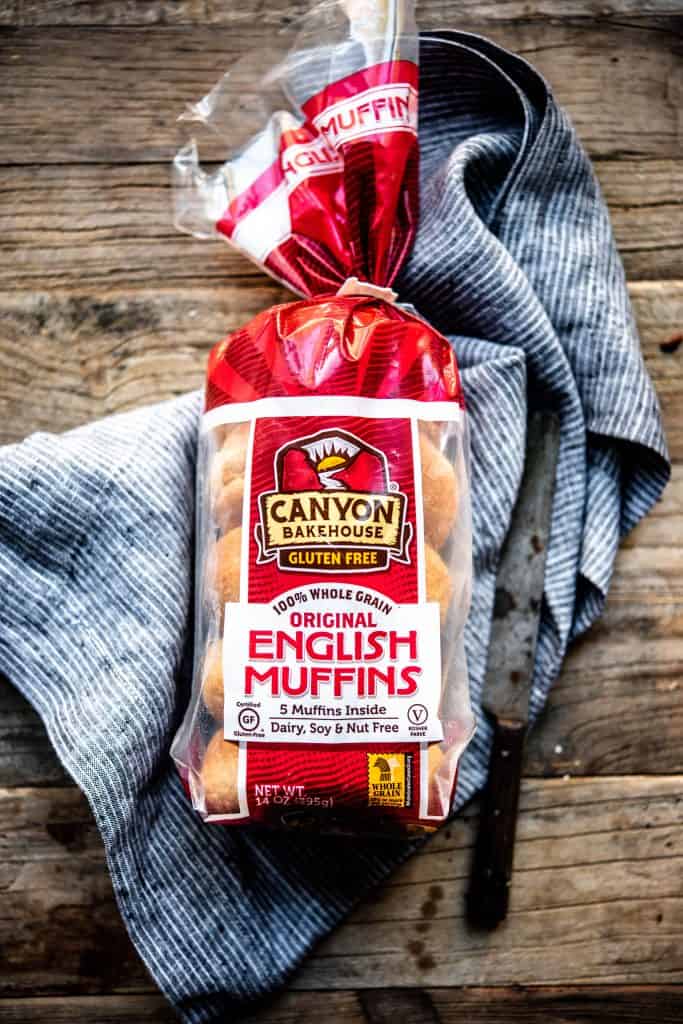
<box><xmin>171</xmin><ymin>0</ymin><xmax>475</xmax><ymax>836</ymax></box>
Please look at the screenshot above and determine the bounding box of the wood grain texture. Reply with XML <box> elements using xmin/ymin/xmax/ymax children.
<box><xmin>0</xmin><ymin>286</ymin><xmax>281</xmax><ymax>448</ymax></box>
<box><xmin>0</xmin><ymin>680</ymin><xmax>71</xmax><ymax>787</ymax></box>
<box><xmin>361</xmin><ymin>987</ymin><xmax>683</xmax><ymax>1024</ymax></box>
<box><xmin>1</xmin><ymin>18</ymin><xmax>682</xmax><ymax>164</ymax></box>
<box><xmin>526</xmin><ymin>581</ymin><xmax>683</xmax><ymax>775</ymax></box>
<box><xmin>1</xmin><ymin>987</ymin><xmax>683</xmax><ymax>1023</ymax></box>
<box><xmin>1</xmin><ymin>160</ymin><xmax>680</xmax><ymax>289</ymax></box>
<box><xmin>0</xmin><ymin>995</ymin><xmax>175</xmax><ymax>1023</ymax></box>
<box><xmin>0</xmin><ymin>280</ymin><xmax>680</xmax><ymax>450</ymax></box>
<box><xmin>295</xmin><ymin>775</ymin><xmax>683</xmax><ymax>990</ymax></box>
<box><xmin>5</xmin><ymin>1</ymin><xmax>683</xmax><ymax>26</ymax></box>
<box><xmin>632</xmin><ymin>280</ymin><xmax>683</xmax><ymax>462</ymax></box>
<box><xmin>0</xmin><ymin>777</ymin><xmax>681</xmax><ymax>998</ymax></box>
<box><xmin>595</xmin><ymin>160</ymin><xmax>683</xmax><ymax>281</ymax></box>
<box><xmin>0</xmin><ymin>786</ymin><xmax>150</xmax><ymax>996</ymax></box>
<box><xmin>610</xmin><ymin>464</ymin><xmax>683</xmax><ymax>603</ymax></box>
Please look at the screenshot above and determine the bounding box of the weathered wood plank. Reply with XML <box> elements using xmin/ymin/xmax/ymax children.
<box><xmin>0</xmin><ymin>678</ymin><xmax>71</xmax><ymax>787</ymax></box>
<box><xmin>371</xmin><ymin>987</ymin><xmax>683</xmax><ymax>1024</ymax></box>
<box><xmin>0</xmin><ymin>777</ymin><xmax>681</xmax><ymax>996</ymax></box>
<box><xmin>0</xmin><ymin>999</ymin><xmax>176</xmax><ymax>1024</ymax></box>
<box><xmin>525</xmin><ymin>525</ymin><xmax>683</xmax><ymax>774</ymax></box>
<box><xmin>2</xmin><ymin>986</ymin><xmax>683</xmax><ymax>1023</ymax></box>
<box><xmin>0</xmin><ymin>280</ymin><xmax>680</xmax><ymax>451</ymax></box>
<box><xmin>1</xmin><ymin>160</ymin><xmax>679</xmax><ymax>289</ymax></box>
<box><xmin>1</xmin><ymin>20</ymin><xmax>682</xmax><ymax>164</ymax></box>
<box><xmin>632</xmin><ymin>280</ymin><xmax>683</xmax><ymax>464</ymax></box>
<box><xmin>0</xmin><ymin>786</ymin><xmax>151</xmax><ymax>995</ymax></box>
<box><xmin>0</xmin><ymin>995</ymin><xmax>175</xmax><ymax>1023</ymax></box>
<box><xmin>0</xmin><ymin>286</ymin><xmax>284</xmax><ymax>448</ymax></box>
<box><xmin>6</xmin><ymin>1</ymin><xmax>683</xmax><ymax>26</ymax></box>
<box><xmin>0</xmin><ymin>163</ymin><xmax>257</xmax><ymax>289</ymax></box>
<box><xmin>609</xmin><ymin>464</ymin><xmax>683</xmax><ymax>607</ymax></box>
<box><xmin>296</xmin><ymin>775</ymin><xmax>683</xmax><ymax>990</ymax></box>
<box><xmin>594</xmin><ymin>160</ymin><xmax>683</xmax><ymax>281</ymax></box>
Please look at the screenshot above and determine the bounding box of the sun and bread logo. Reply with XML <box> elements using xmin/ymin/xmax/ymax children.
<box><xmin>255</xmin><ymin>428</ymin><xmax>412</xmax><ymax>572</ymax></box>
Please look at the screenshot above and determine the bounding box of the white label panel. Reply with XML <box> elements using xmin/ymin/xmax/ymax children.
<box><xmin>223</xmin><ymin>585</ymin><xmax>443</xmax><ymax>744</ymax></box>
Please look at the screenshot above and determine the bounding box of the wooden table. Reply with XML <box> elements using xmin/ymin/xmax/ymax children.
<box><xmin>1</xmin><ymin>3</ymin><xmax>682</xmax><ymax>1021</ymax></box>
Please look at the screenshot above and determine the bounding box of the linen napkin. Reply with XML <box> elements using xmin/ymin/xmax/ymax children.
<box><xmin>0</xmin><ymin>31</ymin><xmax>669</xmax><ymax>1022</ymax></box>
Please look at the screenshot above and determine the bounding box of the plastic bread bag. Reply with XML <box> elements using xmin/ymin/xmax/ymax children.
<box><xmin>171</xmin><ymin>0</ymin><xmax>475</xmax><ymax>836</ymax></box>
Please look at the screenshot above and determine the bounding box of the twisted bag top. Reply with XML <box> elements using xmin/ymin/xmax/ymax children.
<box><xmin>0</xmin><ymin>30</ymin><xmax>669</xmax><ymax>1024</ymax></box>
<box><xmin>175</xmin><ymin>0</ymin><xmax>420</xmax><ymax>295</ymax></box>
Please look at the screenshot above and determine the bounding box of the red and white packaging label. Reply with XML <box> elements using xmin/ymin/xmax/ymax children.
<box><xmin>203</xmin><ymin>395</ymin><xmax>465</xmax><ymax>751</ymax></box>
<box><xmin>310</xmin><ymin>82</ymin><xmax>418</xmax><ymax>147</ymax></box>
<box><xmin>223</xmin><ymin>590</ymin><xmax>442</xmax><ymax>744</ymax></box>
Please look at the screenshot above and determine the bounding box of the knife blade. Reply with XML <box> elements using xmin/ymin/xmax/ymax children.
<box><xmin>466</xmin><ymin>410</ymin><xmax>560</xmax><ymax>929</ymax></box>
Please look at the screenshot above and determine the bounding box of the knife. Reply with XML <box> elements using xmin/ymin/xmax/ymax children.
<box><xmin>466</xmin><ymin>410</ymin><xmax>561</xmax><ymax>929</ymax></box>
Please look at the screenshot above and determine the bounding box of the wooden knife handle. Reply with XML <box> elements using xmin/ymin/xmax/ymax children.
<box><xmin>466</xmin><ymin>716</ymin><xmax>527</xmax><ymax>929</ymax></box>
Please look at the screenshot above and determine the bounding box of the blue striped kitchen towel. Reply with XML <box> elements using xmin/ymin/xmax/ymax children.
<box><xmin>0</xmin><ymin>31</ymin><xmax>669</xmax><ymax>1022</ymax></box>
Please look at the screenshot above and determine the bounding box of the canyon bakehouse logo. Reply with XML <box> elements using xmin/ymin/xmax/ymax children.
<box><xmin>255</xmin><ymin>429</ymin><xmax>412</xmax><ymax>573</ymax></box>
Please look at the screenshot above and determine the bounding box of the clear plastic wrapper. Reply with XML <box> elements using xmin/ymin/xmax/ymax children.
<box><xmin>171</xmin><ymin>0</ymin><xmax>475</xmax><ymax>836</ymax></box>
